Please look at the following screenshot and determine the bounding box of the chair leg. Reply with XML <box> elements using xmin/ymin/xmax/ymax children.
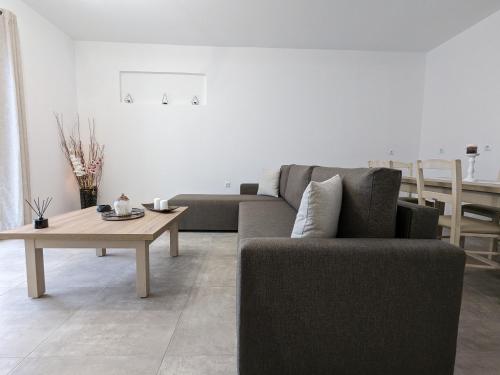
<box><xmin>434</xmin><ymin>201</ymin><xmax>445</xmax><ymax>239</ymax></box>
<box><xmin>489</xmin><ymin>238</ymin><xmax>498</xmax><ymax>260</ymax></box>
<box><xmin>459</xmin><ymin>236</ymin><xmax>465</xmax><ymax>249</ymax></box>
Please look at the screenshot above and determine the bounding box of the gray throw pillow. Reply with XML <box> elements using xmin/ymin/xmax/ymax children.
<box><xmin>257</xmin><ymin>169</ymin><xmax>280</xmax><ymax>197</ymax></box>
<box><xmin>291</xmin><ymin>175</ymin><xmax>342</xmax><ymax>238</ymax></box>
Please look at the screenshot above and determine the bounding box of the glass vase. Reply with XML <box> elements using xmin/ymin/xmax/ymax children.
<box><xmin>80</xmin><ymin>187</ymin><xmax>98</xmax><ymax>209</ymax></box>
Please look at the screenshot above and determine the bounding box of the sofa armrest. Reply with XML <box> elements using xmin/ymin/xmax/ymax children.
<box><xmin>240</xmin><ymin>183</ymin><xmax>259</xmax><ymax>195</ymax></box>
<box><xmin>396</xmin><ymin>200</ymin><xmax>439</xmax><ymax>239</ymax></box>
<box><xmin>238</xmin><ymin>238</ymin><xmax>464</xmax><ymax>375</ymax></box>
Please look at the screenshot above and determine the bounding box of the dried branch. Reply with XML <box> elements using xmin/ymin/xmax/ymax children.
<box><xmin>55</xmin><ymin>113</ymin><xmax>104</xmax><ymax>189</ymax></box>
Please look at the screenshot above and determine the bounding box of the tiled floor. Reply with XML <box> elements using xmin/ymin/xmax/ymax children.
<box><xmin>0</xmin><ymin>233</ymin><xmax>236</xmax><ymax>375</ymax></box>
<box><xmin>0</xmin><ymin>233</ymin><xmax>499</xmax><ymax>374</ymax></box>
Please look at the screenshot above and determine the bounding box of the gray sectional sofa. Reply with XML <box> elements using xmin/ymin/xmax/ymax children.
<box><xmin>170</xmin><ymin>164</ymin><xmax>466</xmax><ymax>375</ymax></box>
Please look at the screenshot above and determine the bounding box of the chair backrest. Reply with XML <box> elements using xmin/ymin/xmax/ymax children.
<box><xmin>416</xmin><ymin>159</ymin><xmax>462</xmax><ymax>245</ymax></box>
<box><xmin>391</xmin><ymin>161</ymin><xmax>414</xmax><ymax>177</ymax></box>
<box><xmin>368</xmin><ymin>160</ymin><xmax>413</xmax><ymax>176</ymax></box>
<box><xmin>368</xmin><ymin>160</ymin><xmax>392</xmax><ymax>168</ymax></box>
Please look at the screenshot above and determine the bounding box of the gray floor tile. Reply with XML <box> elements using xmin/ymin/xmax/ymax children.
<box><xmin>208</xmin><ymin>234</ymin><xmax>238</xmax><ymax>258</ymax></box>
<box><xmin>0</xmin><ymin>255</ymin><xmax>26</xmax><ymax>288</ymax></box>
<box><xmin>11</xmin><ymin>356</ymin><xmax>161</xmax><ymax>375</ymax></box>
<box><xmin>196</xmin><ymin>257</ymin><xmax>236</xmax><ymax>287</ymax></box>
<box><xmin>67</xmin><ymin>309</ymin><xmax>181</xmax><ymax>327</ymax></box>
<box><xmin>86</xmin><ymin>285</ymin><xmax>192</xmax><ymax>312</ymax></box>
<box><xmin>0</xmin><ymin>287</ymin><xmax>104</xmax><ymax>312</ymax></box>
<box><xmin>167</xmin><ymin>287</ymin><xmax>236</xmax><ymax>356</ymax></box>
<box><xmin>0</xmin><ymin>324</ymin><xmax>64</xmax><ymax>357</ymax></box>
<box><xmin>158</xmin><ymin>355</ymin><xmax>236</xmax><ymax>375</ymax></box>
<box><xmin>0</xmin><ymin>358</ymin><xmax>22</xmax><ymax>375</ymax></box>
<box><xmin>0</xmin><ymin>287</ymin><xmax>13</xmax><ymax>296</ymax></box>
<box><xmin>30</xmin><ymin>322</ymin><xmax>176</xmax><ymax>358</ymax></box>
<box><xmin>1</xmin><ymin>233</ymin><xmax>500</xmax><ymax>372</ymax></box>
<box><xmin>454</xmin><ymin>351</ymin><xmax>500</xmax><ymax>375</ymax></box>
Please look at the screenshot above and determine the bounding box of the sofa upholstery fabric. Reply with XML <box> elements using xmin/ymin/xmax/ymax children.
<box><xmin>396</xmin><ymin>200</ymin><xmax>439</xmax><ymax>239</ymax></box>
<box><xmin>311</xmin><ymin>167</ymin><xmax>401</xmax><ymax>238</ymax></box>
<box><xmin>238</xmin><ymin>238</ymin><xmax>465</xmax><ymax>375</ymax></box>
<box><xmin>168</xmin><ymin>194</ymin><xmax>280</xmax><ymax>231</ymax></box>
<box><xmin>279</xmin><ymin>165</ymin><xmax>292</xmax><ymax>198</ymax></box>
<box><xmin>239</xmin><ymin>183</ymin><xmax>259</xmax><ymax>195</ymax></box>
<box><xmin>283</xmin><ymin>165</ymin><xmax>314</xmax><ymax>210</ymax></box>
<box><xmin>239</xmin><ymin>201</ymin><xmax>296</xmax><ymax>240</ymax></box>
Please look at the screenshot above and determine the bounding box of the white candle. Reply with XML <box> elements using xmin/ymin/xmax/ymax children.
<box><xmin>160</xmin><ymin>200</ymin><xmax>169</xmax><ymax>210</ymax></box>
<box><xmin>153</xmin><ymin>198</ymin><xmax>161</xmax><ymax>210</ymax></box>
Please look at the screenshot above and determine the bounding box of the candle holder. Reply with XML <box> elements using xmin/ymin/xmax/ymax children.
<box><xmin>464</xmin><ymin>153</ymin><xmax>479</xmax><ymax>182</ymax></box>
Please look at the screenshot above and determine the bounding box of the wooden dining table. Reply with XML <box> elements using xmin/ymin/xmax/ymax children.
<box><xmin>401</xmin><ymin>176</ymin><xmax>500</xmax><ymax>207</ymax></box>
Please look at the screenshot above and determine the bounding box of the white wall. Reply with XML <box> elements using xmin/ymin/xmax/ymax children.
<box><xmin>420</xmin><ymin>9</ymin><xmax>500</xmax><ymax>180</ymax></box>
<box><xmin>75</xmin><ymin>42</ymin><xmax>425</xmax><ymax>205</ymax></box>
<box><xmin>0</xmin><ymin>0</ymin><xmax>79</xmax><ymax>215</ymax></box>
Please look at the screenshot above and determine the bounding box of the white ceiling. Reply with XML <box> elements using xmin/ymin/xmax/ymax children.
<box><xmin>21</xmin><ymin>0</ymin><xmax>500</xmax><ymax>51</ymax></box>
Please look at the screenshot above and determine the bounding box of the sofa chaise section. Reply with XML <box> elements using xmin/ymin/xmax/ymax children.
<box><xmin>168</xmin><ymin>192</ymin><xmax>280</xmax><ymax>231</ymax></box>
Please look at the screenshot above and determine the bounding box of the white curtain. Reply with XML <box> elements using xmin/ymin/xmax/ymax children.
<box><xmin>0</xmin><ymin>9</ymin><xmax>31</xmax><ymax>230</ymax></box>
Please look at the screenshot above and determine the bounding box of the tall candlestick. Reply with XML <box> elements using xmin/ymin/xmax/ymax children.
<box><xmin>464</xmin><ymin>153</ymin><xmax>479</xmax><ymax>182</ymax></box>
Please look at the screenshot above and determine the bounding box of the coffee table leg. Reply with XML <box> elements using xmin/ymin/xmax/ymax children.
<box><xmin>169</xmin><ymin>222</ymin><xmax>179</xmax><ymax>257</ymax></box>
<box><xmin>135</xmin><ymin>242</ymin><xmax>150</xmax><ymax>298</ymax></box>
<box><xmin>96</xmin><ymin>248</ymin><xmax>106</xmax><ymax>257</ymax></box>
<box><xmin>25</xmin><ymin>239</ymin><xmax>45</xmax><ymax>298</ymax></box>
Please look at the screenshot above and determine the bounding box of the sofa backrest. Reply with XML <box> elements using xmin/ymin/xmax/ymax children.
<box><xmin>281</xmin><ymin>165</ymin><xmax>314</xmax><ymax>210</ymax></box>
<box><xmin>279</xmin><ymin>164</ymin><xmax>401</xmax><ymax>238</ymax></box>
<box><xmin>279</xmin><ymin>165</ymin><xmax>291</xmax><ymax>198</ymax></box>
<box><xmin>311</xmin><ymin>167</ymin><xmax>402</xmax><ymax>238</ymax></box>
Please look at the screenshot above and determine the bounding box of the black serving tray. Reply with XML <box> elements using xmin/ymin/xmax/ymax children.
<box><xmin>101</xmin><ymin>208</ymin><xmax>145</xmax><ymax>221</ymax></box>
<box><xmin>142</xmin><ymin>203</ymin><xmax>179</xmax><ymax>213</ymax></box>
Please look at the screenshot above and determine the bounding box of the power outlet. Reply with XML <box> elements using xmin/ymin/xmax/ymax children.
<box><xmin>439</xmin><ymin>148</ymin><xmax>445</xmax><ymax>154</ymax></box>
<box><xmin>225</xmin><ymin>181</ymin><xmax>231</xmax><ymax>189</ymax></box>
<box><xmin>388</xmin><ymin>150</ymin><xmax>395</xmax><ymax>156</ymax></box>
<box><xmin>484</xmin><ymin>145</ymin><xmax>492</xmax><ymax>152</ymax></box>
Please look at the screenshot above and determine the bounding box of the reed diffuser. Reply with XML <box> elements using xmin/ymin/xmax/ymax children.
<box><xmin>26</xmin><ymin>197</ymin><xmax>53</xmax><ymax>229</ymax></box>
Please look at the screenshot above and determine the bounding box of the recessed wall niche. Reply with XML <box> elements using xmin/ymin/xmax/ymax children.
<box><xmin>119</xmin><ymin>71</ymin><xmax>207</xmax><ymax>106</ymax></box>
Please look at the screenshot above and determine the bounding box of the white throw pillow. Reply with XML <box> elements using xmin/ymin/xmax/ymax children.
<box><xmin>291</xmin><ymin>175</ymin><xmax>343</xmax><ymax>238</ymax></box>
<box><xmin>257</xmin><ymin>169</ymin><xmax>280</xmax><ymax>197</ymax></box>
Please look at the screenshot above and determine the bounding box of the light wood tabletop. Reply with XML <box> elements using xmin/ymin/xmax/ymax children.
<box><xmin>0</xmin><ymin>206</ymin><xmax>188</xmax><ymax>298</ymax></box>
<box><xmin>0</xmin><ymin>206</ymin><xmax>188</xmax><ymax>241</ymax></box>
<box><xmin>401</xmin><ymin>176</ymin><xmax>500</xmax><ymax>207</ymax></box>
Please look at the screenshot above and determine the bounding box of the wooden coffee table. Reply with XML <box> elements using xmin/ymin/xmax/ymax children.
<box><xmin>0</xmin><ymin>206</ymin><xmax>188</xmax><ymax>298</ymax></box>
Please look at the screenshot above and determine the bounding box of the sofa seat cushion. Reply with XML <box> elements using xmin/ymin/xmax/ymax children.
<box><xmin>169</xmin><ymin>194</ymin><xmax>281</xmax><ymax>231</ymax></box>
<box><xmin>239</xmin><ymin>201</ymin><xmax>297</xmax><ymax>240</ymax></box>
<box><xmin>311</xmin><ymin>167</ymin><xmax>402</xmax><ymax>238</ymax></box>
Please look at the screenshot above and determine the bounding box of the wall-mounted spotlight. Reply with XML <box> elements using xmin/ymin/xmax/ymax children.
<box><xmin>162</xmin><ymin>93</ymin><xmax>169</xmax><ymax>105</ymax></box>
<box><xmin>191</xmin><ymin>96</ymin><xmax>200</xmax><ymax>105</ymax></box>
<box><xmin>124</xmin><ymin>93</ymin><xmax>133</xmax><ymax>103</ymax></box>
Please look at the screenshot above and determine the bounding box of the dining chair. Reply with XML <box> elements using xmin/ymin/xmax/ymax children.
<box><xmin>367</xmin><ymin>160</ymin><xmax>392</xmax><ymax>168</ymax></box>
<box><xmin>462</xmin><ymin>170</ymin><xmax>500</xmax><ymax>255</ymax></box>
<box><xmin>368</xmin><ymin>160</ymin><xmax>417</xmax><ymax>203</ymax></box>
<box><xmin>416</xmin><ymin>159</ymin><xmax>500</xmax><ymax>269</ymax></box>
